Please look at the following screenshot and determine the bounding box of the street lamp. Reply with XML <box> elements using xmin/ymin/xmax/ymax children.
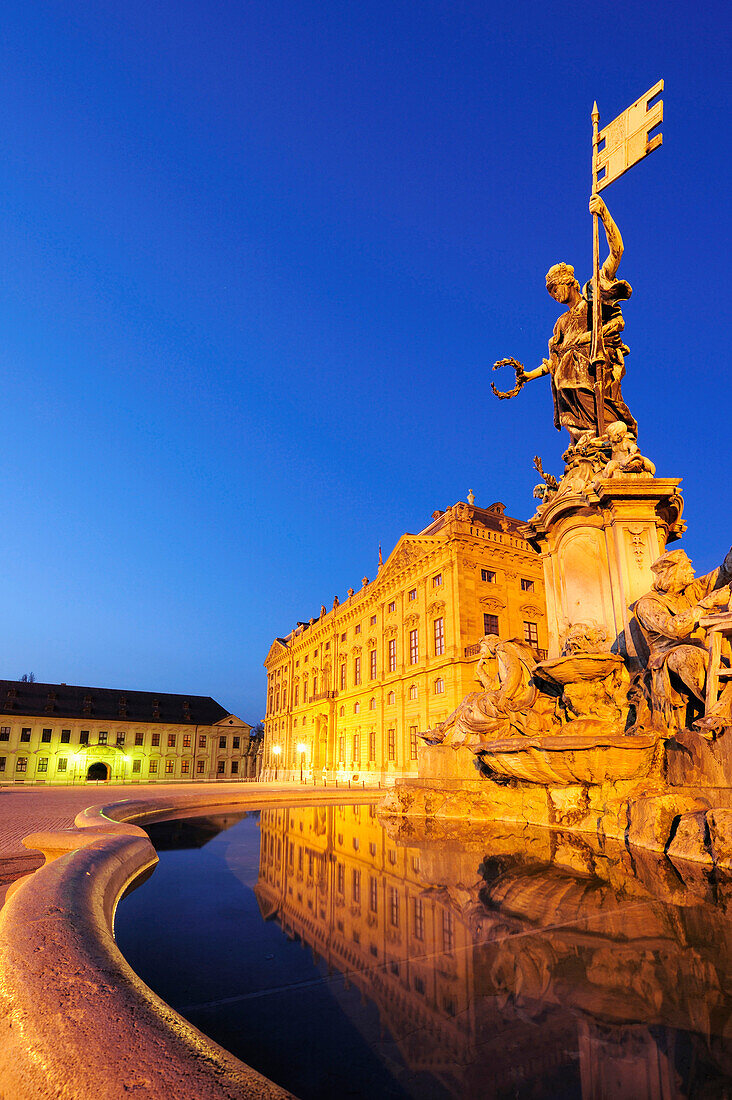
<box><xmin>272</xmin><ymin>744</ymin><xmax>281</xmax><ymax>782</ymax></box>
<box><xmin>297</xmin><ymin>741</ymin><xmax>307</xmax><ymax>783</ymax></box>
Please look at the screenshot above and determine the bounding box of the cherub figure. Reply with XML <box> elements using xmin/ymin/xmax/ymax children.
<box><xmin>602</xmin><ymin>421</ymin><xmax>655</xmax><ymax>478</ymax></box>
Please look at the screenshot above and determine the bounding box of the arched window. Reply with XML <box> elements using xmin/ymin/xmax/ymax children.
<box><xmin>340</xmin><ymin>705</ymin><xmax>345</xmax><ymax>717</ymax></box>
<box><xmin>434</xmin><ymin>677</ymin><xmax>445</xmax><ymax>694</ymax></box>
<box><xmin>369</xmin><ymin>697</ymin><xmax>376</xmax><ymax>710</ymax></box>
<box><xmin>354</xmin><ymin>702</ymin><xmax>360</xmax><ymax>714</ymax></box>
<box><xmin>409</xmin><ymin>684</ymin><xmax>418</xmax><ymax>700</ymax></box>
<box><xmin>387</xmin><ymin>691</ymin><xmax>396</xmax><ymax>705</ymax></box>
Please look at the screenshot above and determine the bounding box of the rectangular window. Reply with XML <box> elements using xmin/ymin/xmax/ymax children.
<box><xmin>0</xmin><ymin>757</ymin><xmax>5</xmax><ymax>771</ymax></box>
<box><xmin>442</xmin><ymin>908</ymin><xmax>454</xmax><ymax>952</ymax></box>
<box><xmin>79</xmin><ymin>730</ymin><xmax>89</xmax><ymax>745</ymax></box>
<box><xmin>0</xmin><ymin>726</ymin><xmax>9</xmax><ymax>741</ymax></box>
<box><xmin>231</xmin><ymin>760</ymin><xmax>239</xmax><ymax>774</ymax></box>
<box><xmin>369</xmin><ymin>876</ymin><xmax>378</xmax><ymax>912</ymax></box>
<box><xmin>433</xmin><ymin>574</ymin><xmax>442</xmax><ymax>587</ymax></box>
<box><xmin>165</xmin><ymin>759</ymin><xmax>174</xmax><ymax>773</ymax></box>
<box><xmin>521</xmin><ymin>577</ymin><xmax>535</xmax><ymax>591</ymax></box>
<box><xmin>354</xmin><ymin>656</ymin><xmax>361</xmax><ymax>685</ymax></box>
<box><xmin>232</xmin><ymin>736</ymin><xmax>240</xmax><ymax>749</ymax></box>
<box><xmin>182</xmin><ymin>734</ymin><xmax>191</xmax><ymax>748</ymax></box>
<box><xmin>199</xmin><ymin>735</ymin><xmax>207</xmax><ymax>748</ymax></box>
<box><xmin>37</xmin><ymin>758</ymin><xmax>48</xmax><ymax>772</ymax></box>
<box><xmin>181</xmin><ymin>759</ymin><xmax>190</xmax><ymax>773</ymax></box>
<box><xmin>481</xmin><ymin>569</ymin><xmax>496</xmax><ymax>582</ymax></box>
<box><xmin>219</xmin><ymin>736</ymin><xmax>227</xmax><ymax>749</ymax></box>
<box><xmin>98</xmin><ymin>731</ymin><xmax>108</xmax><ymax>745</ymax></box>
<box><xmin>149</xmin><ymin>760</ymin><xmax>158</xmax><ymax>774</ymax></box>
<box><xmin>355</xmin><ymin>624</ymin><xmax>361</xmax><ymax>634</ymax></box>
<box><xmin>135</xmin><ymin>732</ymin><xmax>144</xmax><ymax>746</ymax></box>
<box><xmin>294</xmin><ymin>685</ymin><xmax>299</xmax><ymax>706</ymax></box>
<box><xmin>370</xmin><ymin>615</ymin><xmax>377</xmax><ymax>625</ymax></box>
<box><xmin>389</xmin><ymin>887</ymin><xmax>400</xmax><ymax>927</ymax></box>
<box><xmin>340</xmin><ymin>664</ymin><xmax>346</xmax><ymax>691</ymax></box>
<box><xmin>409</xmin><ymin>628</ymin><xmax>418</xmax><ymax>664</ymax></box>
<box><xmin>341</xmin><ymin>632</ymin><xmax>347</xmax><ymax>642</ymax></box>
<box><xmin>369</xmin><ymin>730</ymin><xmax>376</xmax><ymax>760</ymax></box>
<box><xmin>168</xmin><ymin>734</ymin><xmax>176</xmax><ymax>748</ymax></box>
<box><xmin>434</xmin><ymin>617</ymin><xmax>445</xmax><ymax>656</ymax></box>
<box><xmin>132</xmin><ymin>760</ymin><xmax>142</xmax><ymax>773</ymax></box>
<box><xmin>388</xmin><ymin>601</ymin><xmax>396</xmax><ymax>613</ymax></box>
<box><xmin>57</xmin><ymin>758</ymin><xmax>67</xmax><ymax>773</ymax></box>
<box><xmin>388</xmin><ymin>638</ymin><xmax>396</xmax><ymax>672</ymax></box>
<box><xmin>60</xmin><ymin>729</ymin><xmax>71</xmax><ymax>744</ymax></box>
<box><xmin>20</xmin><ymin>728</ymin><xmax>31</xmax><ymax>743</ymax></box>
<box><xmin>353</xmin><ymin>733</ymin><xmax>360</xmax><ymax>764</ymax></box>
<box><xmin>409</xmin><ymin>727</ymin><xmax>418</xmax><ymax>760</ymax></box>
<box><xmin>369</xmin><ymin>649</ymin><xmax>377</xmax><ymax>679</ymax></box>
<box><xmin>312</xmin><ymin>676</ymin><xmax>318</xmax><ymax>696</ymax></box>
<box><xmin>387</xmin><ymin>729</ymin><xmax>396</xmax><ymax>762</ymax></box>
<box><xmin>197</xmin><ymin>759</ymin><xmax>205</xmax><ymax>773</ymax></box>
<box><xmin>337</xmin><ymin>862</ymin><xmax>345</xmax><ymax>894</ymax></box>
<box><xmin>16</xmin><ymin>758</ymin><xmax>27</xmax><ymax>772</ymax></box>
<box><xmin>217</xmin><ymin>760</ymin><xmax>226</xmax><ymax>774</ymax></box>
<box><xmin>352</xmin><ymin>869</ymin><xmax>361</xmax><ymax>904</ymax></box>
<box><xmin>338</xmin><ymin>736</ymin><xmax>345</xmax><ymax>763</ymax></box>
<box><xmin>524</xmin><ymin>621</ymin><xmax>539</xmax><ymax>646</ymax></box>
<box><xmin>151</xmin><ymin>732</ymin><xmax>160</xmax><ymax>747</ymax></box>
<box><xmin>484</xmin><ymin>613</ymin><xmax>499</xmax><ymax>636</ymax></box>
<box><xmin>41</xmin><ymin>728</ymin><xmax>52</xmax><ymax>743</ymax></box>
<box><xmin>116</xmin><ymin>732</ymin><xmax>126</xmax><ymax>747</ymax></box>
<box><xmin>408</xmin><ymin>588</ymin><xmax>417</xmax><ymax>601</ymax></box>
<box><xmin>413</xmin><ymin>897</ymin><xmax>424</xmax><ymax>940</ymax></box>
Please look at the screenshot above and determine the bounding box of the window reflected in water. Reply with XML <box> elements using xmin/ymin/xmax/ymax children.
<box><xmin>117</xmin><ymin>804</ymin><xmax>732</xmax><ymax>1099</ymax></box>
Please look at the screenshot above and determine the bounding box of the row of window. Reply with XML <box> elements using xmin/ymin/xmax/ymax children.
<box><xmin>332</xmin><ymin>725</ymin><xmax>422</xmax><ymax>765</ymax></box>
<box><xmin>0</xmin><ymin>727</ymin><xmax>241</xmax><ymax>750</ymax></box>
<box><xmin>482</xmin><ymin>615</ymin><xmax>538</xmax><ymax>645</ymax></box>
<box><xmin>0</xmin><ymin>756</ymin><xmax>242</xmax><ymax>776</ymax></box>
<box><xmin>335</xmin><ymin>677</ymin><xmax>445</xmax><ymax>717</ymax></box>
<box><xmin>480</xmin><ymin>568</ymin><xmax>536</xmax><ymax>592</ymax></box>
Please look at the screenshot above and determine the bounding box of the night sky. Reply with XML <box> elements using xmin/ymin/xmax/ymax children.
<box><xmin>0</xmin><ymin>1</ymin><xmax>728</xmax><ymax>721</ymax></box>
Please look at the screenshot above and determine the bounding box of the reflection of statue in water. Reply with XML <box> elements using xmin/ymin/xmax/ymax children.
<box><xmin>424</xmin><ymin>635</ymin><xmax>556</xmax><ymax>750</ymax></box>
<box><xmin>505</xmin><ymin>197</ymin><xmax>636</xmax><ymax>446</ymax></box>
<box><xmin>634</xmin><ymin>548</ymin><xmax>732</xmax><ymax>729</ymax></box>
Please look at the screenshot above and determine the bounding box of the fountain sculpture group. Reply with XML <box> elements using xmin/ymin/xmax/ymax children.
<box><xmin>383</xmin><ymin>183</ymin><xmax>732</xmax><ymax>866</ymax></box>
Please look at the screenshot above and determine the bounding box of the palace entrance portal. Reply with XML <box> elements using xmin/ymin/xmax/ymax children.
<box><xmin>86</xmin><ymin>762</ymin><xmax>110</xmax><ymax>782</ymax></box>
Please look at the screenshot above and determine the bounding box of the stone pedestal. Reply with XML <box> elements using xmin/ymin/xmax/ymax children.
<box><xmin>524</xmin><ymin>477</ymin><xmax>685</xmax><ymax>659</ymax></box>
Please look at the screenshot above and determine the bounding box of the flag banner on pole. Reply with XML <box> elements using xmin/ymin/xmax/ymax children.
<box><xmin>596</xmin><ymin>79</ymin><xmax>663</xmax><ymax>192</ymax></box>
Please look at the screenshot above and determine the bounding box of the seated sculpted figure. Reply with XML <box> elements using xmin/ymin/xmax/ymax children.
<box><xmin>424</xmin><ymin>634</ymin><xmax>557</xmax><ymax>751</ymax></box>
<box><xmin>634</xmin><ymin>547</ymin><xmax>732</xmax><ymax>727</ymax></box>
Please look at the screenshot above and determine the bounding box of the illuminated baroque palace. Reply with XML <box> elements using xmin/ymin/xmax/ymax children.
<box><xmin>263</xmin><ymin>498</ymin><xmax>548</xmax><ymax>780</ymax></box>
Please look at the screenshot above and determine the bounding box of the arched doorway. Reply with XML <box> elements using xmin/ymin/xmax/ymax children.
<box><xmin>86</xmin><ymin>762</ymin><xmax>110</xmax><ymax>782</ymax></box>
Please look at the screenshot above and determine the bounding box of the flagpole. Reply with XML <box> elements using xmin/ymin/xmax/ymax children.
<box><xmin>590</xmin><ymin>100</ymin><xmax>605</xmax><ymax>436</ymax></box>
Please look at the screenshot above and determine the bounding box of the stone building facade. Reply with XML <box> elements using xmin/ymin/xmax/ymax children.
<box><xmin>0</xmin><ymin>679</ymin><xmax>257</xmax><ymax>785</ymax></box>
<box><xmin>263</xmin><ymin>500</ymin><xmax>547</xmax><ymax>781</ymax></box>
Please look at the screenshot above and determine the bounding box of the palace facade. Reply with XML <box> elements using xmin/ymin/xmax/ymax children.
<box><xmin>0</xmin><ymin>679</ymin><xmax>257</xmax><ymax>785</ymax></box>
<box><xmin>263</xmin><ymin>499</ymin><xmax>547</xmax><ymax>781</ymax></box>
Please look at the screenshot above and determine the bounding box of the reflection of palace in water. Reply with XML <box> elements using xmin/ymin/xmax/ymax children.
<box><xmin>255</xmin><ymin>806</ymin><xmax>732</xmax><ymax>1098</ymax></box>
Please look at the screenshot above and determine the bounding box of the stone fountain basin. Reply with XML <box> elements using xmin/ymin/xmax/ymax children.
<box><xmin>479</xmin><ymin>725</ymin><xmax>659</xmax><ymax>786</ymax></box>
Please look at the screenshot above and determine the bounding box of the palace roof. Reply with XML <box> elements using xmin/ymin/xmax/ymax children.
<box><xmin>0</xmin><ymin>679</ymin><xmax>231</xmax><ymax>726</ymax></box>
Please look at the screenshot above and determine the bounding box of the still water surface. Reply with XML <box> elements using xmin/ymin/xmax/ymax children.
<box><xmin>116</xmin><ymin>804</ymin><xmax>732</xmax><ymax>1099</ymax></box>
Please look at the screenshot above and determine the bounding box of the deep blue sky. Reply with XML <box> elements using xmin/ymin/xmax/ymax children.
<box><xmin>1</xmin><ymin>1</ymin><xmax>728</xmax><ymax>721</ymax></box>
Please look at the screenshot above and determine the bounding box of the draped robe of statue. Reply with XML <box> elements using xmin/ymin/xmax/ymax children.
<box><xmin>548</xmin><ymin>277</ymin><xmax>636</xmax><ymax>439</ymax></box>
<box><xmin>635</xmin><ymin>563</ymin><xmax>732</xmax><ymax>723</ymax></box>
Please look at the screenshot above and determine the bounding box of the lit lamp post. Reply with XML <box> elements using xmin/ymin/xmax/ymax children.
<box><xmin>272</xmin><ymin>744</ymin><xmax>281</xmax><ymax>782</ymax></box>
<box><xmin>297</xmin><ymin>741</ymin><xmax>307</xmax><ymax>784</ymax></box>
